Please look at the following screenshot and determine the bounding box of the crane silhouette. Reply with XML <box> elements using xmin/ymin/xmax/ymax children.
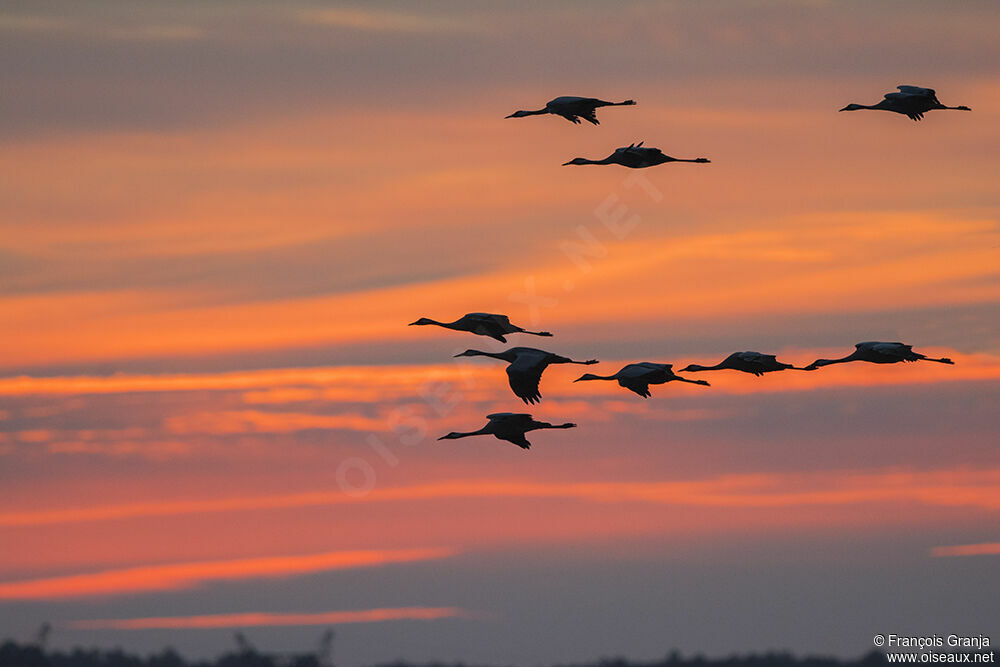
<box><xmin>840</xmin><ymin>85</ymin><xmax>971</xmax><ymax>121</ymax></box>
<box><xmin>563</xmin><ymin>142</ymin><xmax>710</xmax><ymax>168</ymax></box>
<box><xmin>439</xmin><ymin>413</ymin><xmax>576</xmax><ymax>449</ymax></box>
<box><xmin>409</xmin><ymin>312</ymin><xmax>552</xmax><ymax>343</ymax></box>
<box><xmin>505</xmin><ymin>96</ymin><xmax>636</xmax><ymax>125</ymax></box>
<box><xmin>574</xmin><ymin>362</ymin><xmax>710</xmax><ymax>398</ymax></box>
<box><xmin>680</xmin><ymin>351</ymin><xmax>808</xmax><ymax>376</ymax></box>
<box><xmin>804</xmin><ymin>341</ymin><xmax>955</xmax><ymax>370</ymax></box>
<box><xmin>454</xmin><ymin>346</ymin><xmax>598</xmax><ymax>403</ymax></box>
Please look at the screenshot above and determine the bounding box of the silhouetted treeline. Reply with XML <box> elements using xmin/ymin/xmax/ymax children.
<box><xmin>2</xmin><ymin>642</ymin><xmax>995</xmax><ymax>667</ymax></box>
<box><xmin>0</xmin><ymin>641</ymin><xmax>325</xmax><ymax>667</ymax></box>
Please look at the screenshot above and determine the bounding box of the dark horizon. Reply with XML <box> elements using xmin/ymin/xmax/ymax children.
<box><xmin>8</xmin><ymin>636</ymin><xmax>987</xmax><ymax>667</ymax></box>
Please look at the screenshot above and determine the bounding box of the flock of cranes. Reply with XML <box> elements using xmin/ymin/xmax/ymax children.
<box><xmin>409</xmin><ymin>86</ymin><xmax>966</xmax><ymax>449</ymax></box>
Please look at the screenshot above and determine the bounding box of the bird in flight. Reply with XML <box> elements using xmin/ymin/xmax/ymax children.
<box><xmin>573</xmin><ymin>362</ymin><xmax>710</xmax><ymax>398</ymax></box>
<box><xmin>680</xmin><ymin>351</ymin><xmax>807</xmax><ymax>376</ymax></box>
<box><xmin>409</xmin><ymin>312</ymin><xmax>552</xmax><ymax>343</ymax></box>
<box><xmin>438</xmin><ymin>413</ymin><xmax>576</xmax><ymax>450</ymax></box>
<box><xmin>454</xmin><ymin>346</ymin><xmax>598</xmax><ymax>404</ymax></box>
<box><xmin>803</xmin><ymin>341</ymin><xmax>955</xmax><ymax>370</ymax></box>
<box><xmin>839</xmin><ymin>85</ymin><xmax>971</xmax><ymax>121</ymax></box>
<box><xmin>563</xmin><ymin>142</ymin><xmax>710</xmax><ymax>168</ymax></box>
<box><xmin>505</xmin><ymin>96</ymin><xmax>636</xmax><ymax>125</ymax></box>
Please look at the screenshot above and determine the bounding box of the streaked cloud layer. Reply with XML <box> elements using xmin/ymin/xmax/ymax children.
<box><xmin>0</xmin><ymin>548</ymin><xmax>454</xmax><ymax>600</ymax></box>
<box><xmin>930</xmin><ymin>542</ymin><xmax>1000</xmax><ymax>557</ymax></box>
<box><xmin>72</xmin><ymin>606</ymin><xmax>468</xmax><ymax>629</ymax></box>
<box><xmin>2</xmin><ymin>469</ymin><xmax>999</xmax><ymax>533</ymax></box>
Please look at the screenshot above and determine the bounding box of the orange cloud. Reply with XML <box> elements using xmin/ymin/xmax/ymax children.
<box><xmin>164</xmin><ymin>409</ymin><xmax>387</xmax><ymax>435</ymax></box>
<box><xmin>4</xmin><ymin>469</ymin><xmax>999</xmax><ymax>530</ymax></box>
<box><xmin>930</xmin><ymin>542</ymin><xmax>1000</xmax><ymax>557</ymax></box>
<box><xmin>1</xmin><ymin>197</ymin><xmax>997</xmax><ymax>371</ymax></box>
<box><xmin>0</xmin><ymin>547</ymin><xmax>455</xmax><ymax>600</ymax></box>
<box><xmin>1</xmin><ymin>350</ymin><xmax>995</xmax><ymax>403</ymax></box>
<box><xmin>0</xmin><ymin>364</ymin><xmax>496</xmax><ymax>398</ymax></box>
<box><xmin>71</xmin><ymin>606</ymin><xmax>468</xmax><ymax>630</ymax></box>
<box><xmin>45</xmin><ymin>440</ymin><xmax>193</xmax><ymax>460</ymax></box>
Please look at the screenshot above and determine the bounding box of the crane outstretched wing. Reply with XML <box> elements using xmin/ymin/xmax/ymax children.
<box><xmin>487</xmin><ymin>412</ymin><xmax>533</xmax><ymax>424</ymax></box>
<box><xmin>885</xmin><ymin>90</ymin><xmax>929</xmax><ymax>120</ymax></box>
<box><xmin>466</xmin><ymin>312</ymin><xmax>501</xmax><ymax>323</ymax></box>
<box><xmin>505</xmin><ymin>433</ymin><xmax>532</xmax><ymax>449</ymax></box>
<box><xmin>618</xmin><ymin>363</ymin><xmax>657</xmax><ymax>377</ymax></box>
<box><xmin>616</xmin><ymin>363</ymin><xmax>664</xmax><ymax>397</ymax></box>
<box><xmin>620</xmin><ymin>380</ymin><xmax>652</xmax><ymax>398</ymax></box>
<box><xmin>479</xmin><ymin>313</ymin><xmax>513</xmax><ymax>330</ymax></box>
<box><xmin>464</xmin><ymin>313</ymin><xmax>509</xmax><ymax>341</ymax></box>
<box><xmin>870</xmin><ymin>342</ymin><xmax>913</xmax><ymax>360</ymax></box>
<box><xmin>506</xmin><ymin>358</ymin><xmax>545</xmax><ymax>404</ymax></box>
<box><xmin>897</xmin><ymin>85</ymin><xmax>937</xmax><ymax>99</ymax></box>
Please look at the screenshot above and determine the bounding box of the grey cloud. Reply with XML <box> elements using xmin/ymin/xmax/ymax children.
<box><xmin>2</xmin><ymin>1</ymin><xmax>998</xmax><ymax>138</ymax></box>
<box><xmin>0</xmin><ymin>226</ymin><xmax>499</xmax><ymax>305</ymax></box>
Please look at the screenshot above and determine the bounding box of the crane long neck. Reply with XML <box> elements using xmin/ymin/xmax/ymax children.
<box><xmin>575</xmin><ymin>373</ymin><xmax>616</xmax><ymax>381</ymax></box>
<box><xmin>466</xmin><ymin>350</ymin><xmax>509</xmax><ymax>360</ymax></box>
<box><xmin>686</xmin><ymin>363</ymin><xmax>723</xmax><ymax>372</ymax></box>
<box><xmin>447</xmin><ymin>427</ymin><xmax>490</xmax><ymax>439</ymax></box>
<box><xmin>812</xmin><ymin>353</ymin><xmax>858</xmax><ymax>368</ymax></box>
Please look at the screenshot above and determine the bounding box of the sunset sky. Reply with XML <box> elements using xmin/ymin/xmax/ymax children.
<box><xmin>1</xmin><ymin>1</ymin><xmax>999</xmax><ymax>664</ymax></box>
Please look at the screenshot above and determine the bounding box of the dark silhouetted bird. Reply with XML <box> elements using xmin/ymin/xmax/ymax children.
<box><xmin>573</xmin><ymin>362</ymin><xmax>710</xmax><ymax>398</ymax></box>
<box><xmin>505</xmin><ymin>96</ymin><xmax>636</xmax><ymax>125</ymax></box>
<box><xmin>804</xmin><ymin>341</ymin><xmax>955</xmax><ymax>370</ymax></box>
<box><xmin>840</xmin><ymin>85</ymin><xmax>971</xmax><ymax>121</ymax></box>
<box><xmin>438</xmin><ymin>413</ymin><xmax>576</xmax><ymax>449</ymax></box>
<box><xmin>454</xmin><ymin>346</ymin><xmax>598</xmax><ymax>404</ymax></box>
<box><xmin>680</xmin><ymin>351</ymin><xmax>807</xmax><ymax>376</ymax></box>
<box><xmin>563</xmin><ymin>142</ymin><xmax>710</xmax><ymax>168</ymax></box>
<box><xmin>409</xmin><ymin>312</ymin><xmax>552</xmax><ymax>343</ymax></box>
